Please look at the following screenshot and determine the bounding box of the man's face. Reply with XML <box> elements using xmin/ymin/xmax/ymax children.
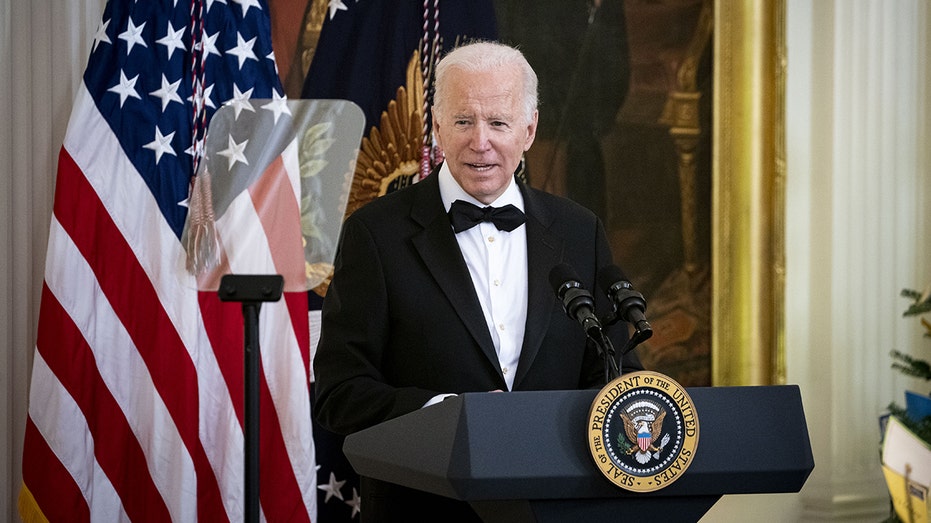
<box><xmin>433</xmin><ymin>66</ymin><xmax>538</xmax><ymax>204</ymax></box>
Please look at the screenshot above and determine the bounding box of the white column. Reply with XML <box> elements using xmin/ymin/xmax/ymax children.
<box><xmin>788</xmin><ymin>0</ymin><xmax>931</xmax><ymax>520</ymax></box>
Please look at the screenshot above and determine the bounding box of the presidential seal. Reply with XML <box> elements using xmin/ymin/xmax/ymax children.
<box><xmin>587</xmin><ymin>371</ymin><xmax>699</xmax><ymax>492</ymax></box>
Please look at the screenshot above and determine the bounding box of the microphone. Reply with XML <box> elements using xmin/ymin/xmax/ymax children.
<box><xmin>549</xmin><ymin>263</ymin><xmax>619</xmax><ymax>382</ymax></box>
<box><xmin>549</xmin><ymin>263</ymin><xmax>603</xmax><ymax>337</ymax></box>
<box><xmin>597</xmin><ymin>264</ymin><xmax>653</xmax><ymax>346</ymax></box>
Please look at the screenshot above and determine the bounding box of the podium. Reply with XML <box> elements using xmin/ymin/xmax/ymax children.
<box><xmin>343</xmin><ymin>386</ymin><xmax>814</xmax><ymax>522</ymax></box>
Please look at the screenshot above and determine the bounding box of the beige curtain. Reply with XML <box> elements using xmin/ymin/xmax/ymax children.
<box><xmin>0</xmin><ymin>0</ymin><xmax>106</xmax><ymax>519</ymax></box>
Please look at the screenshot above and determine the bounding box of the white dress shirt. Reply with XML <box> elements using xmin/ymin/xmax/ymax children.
<box><xmin>438</xmin><ymin>163</ymin><xmax>528</xmax><ymax>391</ymax></box>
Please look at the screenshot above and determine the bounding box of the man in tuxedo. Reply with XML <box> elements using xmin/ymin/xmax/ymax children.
<box><xmin>313</xmin><ymin>40</ymin><xmax>643</xmax><ymax>522</ymax></box>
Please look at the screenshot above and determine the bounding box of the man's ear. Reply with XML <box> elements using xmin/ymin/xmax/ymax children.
<box><xmin>524</xmin><ymin>110</ymin><xmax>539</xmax><ymax>151</ymax></box>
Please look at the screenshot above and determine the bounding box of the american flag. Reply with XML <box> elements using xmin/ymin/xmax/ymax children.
<box><xmin>19</xmin><ymin>0</ymin><xmax>320</xmax><ymax>521</ymax></box>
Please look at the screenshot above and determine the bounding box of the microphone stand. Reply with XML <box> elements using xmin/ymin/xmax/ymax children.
<box><xmin>589</xmin><ymin>329</ymin><xmax>620</xmax><ymax>385</ymax></box>
<box><xmin>601</xmin><ymin>312</ymin><xmax>653</xmax><ymax>357</ymax></box>
<box><xmin>218</xmin><ymin>274</ymin><xmax>284</xmax><ymax>523</ymax></box>
<box><xmin>621</xmin><ymin>323</ymin><xmax>653</xmax><ymax>356</ymax></box>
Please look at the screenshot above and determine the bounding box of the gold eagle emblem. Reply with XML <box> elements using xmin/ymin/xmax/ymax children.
<box><xmin>344</xmin><ymin>52</ymin><xmax>426</xmax><ymax>218</ymax></box>
<box><xmin>621</xmin><ymin>409</ymin><xmax>666</xmax><ymax>458</ymax></box>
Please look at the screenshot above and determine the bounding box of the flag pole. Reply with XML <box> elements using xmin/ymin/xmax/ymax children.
<box><xmin>219</xmin><ymin>274</ymin><xmax>285</xmax><ymax>523</ymax></box>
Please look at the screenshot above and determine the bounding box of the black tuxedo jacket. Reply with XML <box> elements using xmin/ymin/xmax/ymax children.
<box><xmin>313</xmin><ymin>170</ymin><xmax>643</xmax><ymax>521</ymax></box>
<box><xmin>314</xmin><ymin>170</ymin><xmax>643</xmax><ymax>436</ymax></box>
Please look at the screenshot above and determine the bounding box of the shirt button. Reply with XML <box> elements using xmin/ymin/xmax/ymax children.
<box><xmin>498</xmin><ymin>323</ymin><xmax>505</xmax><ymax>331</ymax></box>
<box><xmin>493</xmin><ymin>279</ymin><xmax>501</xmax><ymax>286</ymax></box>
<box><xmin>487</xmin><ymin>236</ymin><xmax>495</xmax><ymax>243</ymax></box>
<box><xmin>502</xmin><ymin>366</ymin><xmax>508</xmax><ymax>375</ymax></box>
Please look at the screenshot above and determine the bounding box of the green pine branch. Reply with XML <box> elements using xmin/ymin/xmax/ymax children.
<box><xmin>882</xmin><ymin>289</ymin><xmax>931</xmax><ymax>523</ymax></box>
<box><xmin>900</xmin><ymin>287</ymin><xmax>931</xmax><ymax>323</ymax></box>
<box><xmin>889</xmin><ymin>349</ymin><xmax>931</xmax><ymax>382</ymax></box>
<box><xmin>889</xmin><ymin>287</ymin><xmax>931</xmax><ymax>385</ymax></box>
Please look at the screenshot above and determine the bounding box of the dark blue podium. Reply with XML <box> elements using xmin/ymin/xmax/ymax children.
<box><xmin>343</xmin><ymin>386</ymin><xmax>814</xmax><ymax>522</ymax></box>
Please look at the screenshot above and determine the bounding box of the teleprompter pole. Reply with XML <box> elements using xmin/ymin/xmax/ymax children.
<box><xmin>218</xmin><ymin>274</ymin><xmax>284</xmax><ymax>523</ymax></box>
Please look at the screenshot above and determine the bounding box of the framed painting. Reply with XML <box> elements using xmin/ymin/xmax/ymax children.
<box><xmin>494</xmin><ymin>0</ymin><xmax>719</xmax><ymax>386</ymax></box>
<box><xmin>495</xmin><ymin>0</ymin><xmax>785</xmax><ymax>387</ymax></box>
<box><xmin>276</xmin><ymin>0</ymin><xmax>785</xmax><ymax>387</ymax></box>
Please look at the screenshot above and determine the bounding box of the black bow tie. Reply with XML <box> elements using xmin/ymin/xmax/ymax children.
<box><xmin>448</xmin><ymin>199</ymin><xmax>526</xmax><ymax>233</ymax></box>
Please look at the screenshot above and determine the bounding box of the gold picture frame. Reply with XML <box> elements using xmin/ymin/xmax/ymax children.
<box><xmin>712</xmin><ymin>0</ymin><xmax>785</xmax><ymax>386</ymax></box>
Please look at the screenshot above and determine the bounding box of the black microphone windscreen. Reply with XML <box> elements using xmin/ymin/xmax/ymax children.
<box><xmin>548</xmin><ymin>263</ymin><xmax>580</xmax><ymax>293</ymax></box>
<box><xmin>597</xmin><ymin>264</ymin><xmax>628</xmax><ymax>293</ymax></box>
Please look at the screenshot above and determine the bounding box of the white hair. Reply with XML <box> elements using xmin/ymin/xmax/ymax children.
<box><xmin>432</xmin><ymin>40</ymin><xmax>538</xmax><ymax>124</ymax></box>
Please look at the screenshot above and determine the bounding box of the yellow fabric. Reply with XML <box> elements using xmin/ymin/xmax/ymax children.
<box><xmin>884</xmin><ymin>464</ymin><xmax>929</xmax><ymax>523</ymax></box>
<box><xmin>17</xmin><ymin>484</ymin><xmax>49</xmax><ymax>523</ymax></box>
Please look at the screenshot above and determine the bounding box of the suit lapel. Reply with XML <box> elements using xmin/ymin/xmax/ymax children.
<box><xmin>409</xmin><ymin>175</ymin><xmax>500</xmax><ymax>371</ymax></box>
<box><xmin>513</xmin><ymin>184</ymin><xmax>563</xmax><ymax>388</ymax></box>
